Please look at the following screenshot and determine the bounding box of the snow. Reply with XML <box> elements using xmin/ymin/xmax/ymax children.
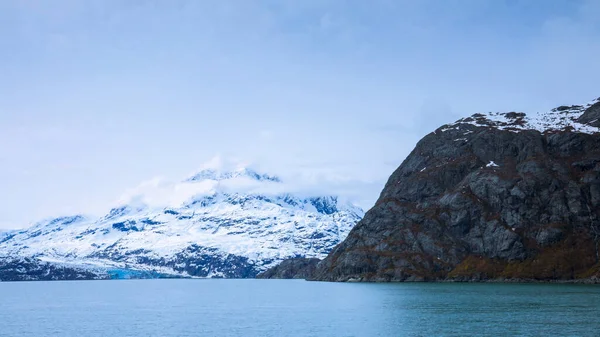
<box><xmin>0</xmin><ymin>166</ymin><xmax>364</xmax><ymax>277</ymax></box>
<box><xmin>444</xmin><ymin>97</ymin><xmax>600</xmax><ymax>134</ymax></box>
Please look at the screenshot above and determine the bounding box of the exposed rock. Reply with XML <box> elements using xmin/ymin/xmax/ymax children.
<box><xmin>257</xmin><ymin>258</ymin><xmax>321</xmax><ymax>279</ymax></box>
<box><xmin>311</xmin><ymin>97</ymin><xmax>600</xmax><ymax>282</ymax></box>
<box><xmin>578</xmin><ymin>100</ymin><xmax>600</xmax><ymax>127</ymax></box>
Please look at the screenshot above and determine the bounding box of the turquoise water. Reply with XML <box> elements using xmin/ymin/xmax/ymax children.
<box><xmin>1</xmin><ymin>280</ymin><xmax>599</xmax><ymax>336</ymax></box>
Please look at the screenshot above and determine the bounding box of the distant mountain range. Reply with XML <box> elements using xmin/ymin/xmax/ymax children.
<box><xmin>0</xmin><ymin>164</ymin><xmax>363</xmax><ymax>281</ymax></box>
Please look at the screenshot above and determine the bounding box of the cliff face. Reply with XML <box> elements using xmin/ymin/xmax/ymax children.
<box><xmin>311</xmin><ymin>98</ymin><xmax>600</xmax><ymax>282</ymax></box>
<box><xmin>256</xmin><ymin>258</ymin><xmax>321</xmax><ymax>279</ymax></box>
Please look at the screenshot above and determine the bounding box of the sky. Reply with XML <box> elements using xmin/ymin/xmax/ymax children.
<box><xmin>1</xmin><ymin>0</ymin><xmax>600</xmax><ymax>229</ymax></box>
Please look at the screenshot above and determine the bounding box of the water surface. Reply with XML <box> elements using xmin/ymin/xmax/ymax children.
<box><xmin>1</xmin><ymin>279</ymin><xmax>599</xmax><ymax>336</ymax></box>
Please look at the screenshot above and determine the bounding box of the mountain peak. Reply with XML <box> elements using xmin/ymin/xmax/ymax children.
<box><xmin>186</xmin><ymin>157</ymin><xmax>280</xmax><ymax>182</ymax></box>
<box><xmin>442</xmin><ymin>96</ymin><xmax>600</xmax><ymax>135</ymax></box>
<box><xmin>577</xmin><ymin>98</ymin><xmax>600</xmax><ymax>127</ymax></box>
<box><xmin>31</xmin><ymin>215</ymin><xmax>87</xmax><ymax>229</ymax></box>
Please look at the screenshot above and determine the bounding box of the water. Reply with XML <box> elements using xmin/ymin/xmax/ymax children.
<box><xmin>1</xmin><ymin>279</ymin><xmax>599</xmax><ymax>337</ymax></box>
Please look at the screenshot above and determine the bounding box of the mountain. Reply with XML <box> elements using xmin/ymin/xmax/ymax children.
<box><xmin>0</xmin><ymin>165</ymin><xmax>363</xmax><ymax>281</ymax></box>
<box><xmin>309</xmin><ymin>97</ymin><xmax>600</xmax><ymax>282</ymax></box>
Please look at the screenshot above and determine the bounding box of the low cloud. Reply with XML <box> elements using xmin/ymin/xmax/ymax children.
<box><xmin>117</xmin><ymin>156</ymin><xmax>383</xmax><ymax>211</ymax></box>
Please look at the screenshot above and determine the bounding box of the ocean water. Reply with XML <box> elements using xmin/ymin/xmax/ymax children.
<box><xmin>1</xmin><ymin>279</ymin><xmax>599</xmax><ymax>337</ymax></box>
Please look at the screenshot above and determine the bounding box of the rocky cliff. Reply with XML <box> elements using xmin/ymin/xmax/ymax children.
<box><xmin>256</xmin><ymin>258</ymin><xmax>321</xmax><ymax>279</ymax></box>
<box><xmin>311</xmin><ymin>97</ymin><xmax>600</xmax><ymax>282</ymax></box>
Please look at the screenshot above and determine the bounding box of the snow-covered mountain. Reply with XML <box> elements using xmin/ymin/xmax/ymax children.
<box><xmin>0</xmin><ymin>163</ymin><xmax>363</xmax><ymax>280</ymax></box>
<box><xmin>442</xmin><ymin>97</ymin><xmax>600</xmax><ymax>134</ymax></box>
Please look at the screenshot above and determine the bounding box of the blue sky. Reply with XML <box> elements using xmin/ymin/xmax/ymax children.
<box><xmin>1</xmin><ymin>0</ymin><xmax>600</xmax><ymax>228</ymax></box>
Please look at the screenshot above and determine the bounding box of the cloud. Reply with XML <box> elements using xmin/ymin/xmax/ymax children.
<box><xmin>116</xmin><ymin>156</ymin><xmax>382</xmax><ymax>210</ymax></box>
<box><xmin>117</xmin><ymin>176</ymin><xmax>216</xmax><ymax>209</ymax></box>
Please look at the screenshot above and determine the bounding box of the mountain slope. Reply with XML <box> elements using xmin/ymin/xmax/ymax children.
<box><xmin>256</xmin><ymin>257</ymin><xmax>321</xmax><ymax>279</ymax></box>
<box><xmin>0</xmin><ymin>166</ymin><xmax>363</xmax><ymax>280</ymax></box>
<box><xmin>312</xmin><ymin>97</ymin><xmax>600</xmax><ymax>282</ymax></box>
